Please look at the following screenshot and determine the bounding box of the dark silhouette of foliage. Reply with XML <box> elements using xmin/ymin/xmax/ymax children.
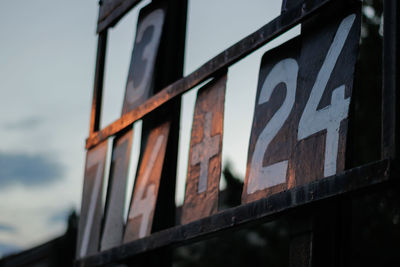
<box><xmin>347</xmin><ymin>0</ymin><xmax>383</xmax><ymax>167</ymax></box>
<box><xmin>173</xmin><ymin>163</ymin><xmax>290</xmax><ymax>267</ymax></box>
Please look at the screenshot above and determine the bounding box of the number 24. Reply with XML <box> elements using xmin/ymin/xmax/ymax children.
<box><xmin>247</xmin><ymin>14</ymin><xmax>355</xmax><ymax>194</ymax></box>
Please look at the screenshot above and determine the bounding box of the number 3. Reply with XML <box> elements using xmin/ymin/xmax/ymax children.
<box><xmin>125</xmin><ymin>9</ymin><xmax>165</xmax><ymax>107</ymax></box>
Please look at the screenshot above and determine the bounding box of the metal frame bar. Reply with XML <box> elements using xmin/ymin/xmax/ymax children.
<box><xmin>97</xmin><ymin>0</ymin><xmax>143</xmax><ymax>33</ymax></box>
<box><xmin>76</xmin><ymin>159</ymin><xmax>392</xmax><ymax>266</ymax></box>
<box><xmin>78</xmin><ymin>0</ymin><xmax>399</xmax><ymax>266</ymax></box>
<box><xmin>89</xmin><ymin>31</ymin><xmax>107</xmax><ymax>135</ymax></box>
<box><xmin>86</xmin><ymin>0</ymin><xmax>352</xmax><ymax>149</ymax></box>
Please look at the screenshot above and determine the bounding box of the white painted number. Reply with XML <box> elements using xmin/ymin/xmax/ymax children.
<box><xmin>126</xmin><ymin>9</ymin><xmax>164</xmax><ymax>105</ymax></box>
<box><xmin>248</xmin><ymin>14</ymin><xmax>355</xmax><ymax>194</ymax></box>
<box><xmin>191</xmin><ymin>112</ymin><xmax>220</xmax><ymax>193</ymax></box>
<box><xmin>298</xmin><ymin>14</ymin><xmax>355</xmax><ymax>177</ymax></box>
<box><xmin>128</xmin><ymin>135</ymin><xmax>164</xmax><ymax>238</ymax></box>
<box><xmin>247</xmin><ymin>58</ymin><xmax>298</xmax><ymax>194</ymax></box>
<box><xmin>80</xmin><ymin>151</ymin><xmax>105</xmax><ymax>257</ymax></box>
<box><xmin>101</xmin><ymin>138</ymin><xmax>129</xmax><ymax>250</ymax></box>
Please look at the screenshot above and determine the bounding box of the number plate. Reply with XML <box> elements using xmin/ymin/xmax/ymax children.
<box><xmin>181</xmin><ymin>74</ymin><xmax>227</xmax><ymax>224</ymax></box>
<box><xmin>77</xmin><ymin>141</ymin><xmax>108</xmax><ymax>257</ymax></box>
<box><xmin>101</xmin><ymin>129</ymin><xmax>133</xmax><ymax>250</ymax></box>
<box><xmin>121</xmin><ymin>3</ymin><xmax>166</xmax><ymax>115</ymax></box>
<box><xmin>123</xmin><ymin>121</ymin><xmax>170</xmax><ymax>242</ymax></box>
<box><xmin>243</xmin><ymin>10</ymin><xmax>361</xmax><ymax>203</ymax></box>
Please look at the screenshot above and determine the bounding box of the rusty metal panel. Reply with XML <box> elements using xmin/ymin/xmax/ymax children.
<box><xmin>77</xmin><ymin>159</ymin><xmax>391</xmax><ymax>266</ymax></box>
<box><xmin>121</xmin><ymin>3</ymin><xmax>167</xmax><ymax>115</ymax></box>
<box><xmin>242</xmin><ymin>8</ymin><xmax>361</xmax><ymax>204</ymax></box>
<box><xmin>77</xmin><ymin>141</ymin><xmax>108</xmax><ymax>258</ymax></box>
<box><xmin>97</xmin><ymin>0</ymin><xmax>142</xmax><ymax>33</ymax></box>
<box><xmin>123</xmin><ymin>121</ymin><xmax>170</xmax><ymax>242</ymax></box>
<box><xmin>85</xmin><ymin>0</ymin><xmax>351</xmax><ymax>150</ymax></box>
<box><xmin>100</xmin><ymin>129</ymin><xmax>133</xmax><ymax>251</ymax></box>
<box><xmin>181</xmin><ymin>74</ymin><xmax>227</xmax><ymax>224</ymax></box>
<box><xmin>98</xmin><ymin>0</ymin><xmax>125</xmax><ymax>23</ymax></box>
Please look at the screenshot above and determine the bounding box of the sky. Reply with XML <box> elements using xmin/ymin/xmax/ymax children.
<box><xmin>0</xmin><ymin>0</ymin><xmax>299</xmax><ymax>257</ymax></box>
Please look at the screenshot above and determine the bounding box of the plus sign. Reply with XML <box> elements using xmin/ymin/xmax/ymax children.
<box><xmin>191</xmin><ymin>112</ymin><xmax>220</xmax><ymax>193</ymax></box>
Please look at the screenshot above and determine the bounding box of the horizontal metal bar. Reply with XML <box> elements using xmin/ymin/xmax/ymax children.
<box><xmin>76</xmin><ymin>159</ymin><xmax>391</xmax><ymax>266</ymax></box>
<box><xmin>86</xmin><ymin>0</ymin><xmax>352</xmax><ymax>149</ymax></box>
<box><xmin>97</xmin><ymin>0</ymin><xmax>142</xmax><ymax>33</ymax></box>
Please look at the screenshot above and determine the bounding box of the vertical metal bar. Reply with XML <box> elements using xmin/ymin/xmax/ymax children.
<box><xmin>283</xmin><ymin>3</ymin><xmax>312</xmax><ymax>267</ymax></box>
<box><xmin>282</xmin><ymin>0</ymin><xmax>289</xmax><ymax>12</ymax></box>
<box><xmin>289</xmin><ymin>214</ymin><xmax>313</xmax><ymax>267</ymax></box>
<box><xmin>150</xmin><ymin>0</ymin><xmax>187</xmax><ymax>234</ymax></box>
<box><xmin>311</xmin><ymin>203</ymin><xmax>341</xmax><ymax>267</ymax></box>
<box><xmin>124</xmin><ymin>0</ymin><xmax>188</xmax><ymax>266</ymax></box>
<box><xmin>288</xmin><ymin>204</ymin><xmax>341</xmax><ymax>267</ymax></box>
<box><xmin>382</xmin><ymin>0</ymin><xmax>400</xmax><ymax>159</ymax></box>
<box><xmin>89</xmin><ymin>31</ymin><xmax>108</xmax><ymax>136</ymax></box>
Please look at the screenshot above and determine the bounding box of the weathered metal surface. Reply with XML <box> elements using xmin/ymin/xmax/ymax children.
<box><xmin>75</xmin><ymin>1</ymin><xmax>394</xmax><ymax>267</ymax></box>
<box><xmin>123</xmin><ymin>122</ymin><xmax>170</xmax><ymax>243</ymax></box>
<box><xmin>77</xmin><ymin>141</ymin><xmax>108</xmax><ymax>258</ymax></box>
<box><xmin>97</xmin><ymin>0</ymin><xmax>142</xmax><ymax>33</ymax></box>
<box><xmin>86</xmin><ymin>0</ymin><xmax>354</xmax><ymax>149</ymax></box>
<box><xmin>289</xmin><ymin>234</ymin><xmax>312</xmax><ymax>267</ymax></box>
<box><xmin>242</xmin><ymin>8</ymin><xmax>361</xmax><ymax>204</ymax></box>
<box><xmin>147</xmin><ymin>0</ymin><xmax>187</xmax><ymax>238</ymax></box>
<box><xmin>382</xmin><ymin>0</ymin><xmax>400</xmax><ymax>159</ymax></box>
<box><xmin>89</xmin><ymin>32</ymin><xmax>107</xmax><ymax>135</ymax></box>
<box><xmin>181</xmin><ymin>74</ymin><xmax>227</xmax><ymax>224</ymax></box>
<box><xmin>121</xmin><ymin>3</ymin><xmax>167</xmax><ymax>115</ymax></box>
<box><xmin>100</xmin><ymin>129</ymin><xmax>133</xmax><ymax>251</ymax></box>
<box><xmin>76</xmin><ymin>159</ymin><xmax>391</xmax><ymax>266</ymax></box>
<box><xmin>282</xmin><ymin>0</ymin><xmax>305</xmax><ymax>13</ymax></box>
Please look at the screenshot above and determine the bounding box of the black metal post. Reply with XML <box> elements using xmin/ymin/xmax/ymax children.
<box><xmin>382</xmin><ymin>0</ymin><xmax>400</xmax><ymax>159</ymax></box>
<box><xmin>125</xmin><ymin>0</ymin><xmax>187</xmax><ymax>266</ymax></box>
<box><xmin>89</xmin><ymin>31</ymin><xmax>107</xmax><ymax>135</ymax></box>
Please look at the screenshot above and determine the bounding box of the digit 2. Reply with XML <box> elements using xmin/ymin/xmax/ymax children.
<box><xmin>246</xmin><ymin>14</ymin><xmax>356</xmax><ymax>196</ymax></box>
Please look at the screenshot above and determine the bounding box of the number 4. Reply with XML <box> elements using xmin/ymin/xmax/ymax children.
<box><xmin>246</xmin><ymin>14</ymin><xmax>356</xmax><ymax>196</ymax></box>
<box><xmin>298</xmin><ymin>14</ymin><xmax>355</xmax><ymax>177</ymax></box>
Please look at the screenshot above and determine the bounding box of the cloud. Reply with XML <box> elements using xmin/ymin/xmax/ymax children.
<box><xmin>0</xmin><ymin>152</ymin><xmax>64</xmax><ymax>188</ymax></box>
<box><xmin>0</xmin><ymin>243</ymin><xmax>20</xmax><ymax>257</ymax></box>
<box><xmin>0</xmin><ymin>223</ymin><xmax>16</xmax><ymax>234</ymax></box>
<box><xmin>3</xmin><ymin>116</ymin><xmax>43</xmax><ymax>131</ymax></box>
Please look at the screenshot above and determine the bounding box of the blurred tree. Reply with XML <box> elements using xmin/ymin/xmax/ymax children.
<box><xmin>347</xmin><ymin>0</ymin><xmax>383</xmax><ymax>167</ymax></box>
<box><xmin>173</xmin><ymin>163</ymin><xmax>290</xmax><ymax>267</ymax></box>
